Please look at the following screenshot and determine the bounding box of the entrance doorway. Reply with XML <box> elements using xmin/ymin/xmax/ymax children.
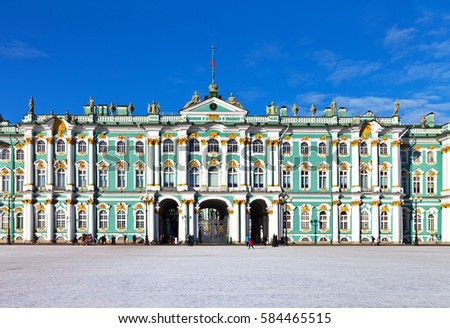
<box><xmin>198</xmin><ymin>199</ymin><xmax>229</xmax><ymax>244</ymax></box>
<box><xmin>249</xmin><ymin>200</ymin><xmax>268</xmax><ymax>244</ymax></box>
<box><xmin>158</xmin><ymin>199</ymin><xmax>179</xmax><ymax>243</ymax></box>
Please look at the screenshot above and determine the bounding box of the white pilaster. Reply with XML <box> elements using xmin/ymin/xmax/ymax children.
<box><xmin>66</xmin><ymin>200</ymin><xmax>75</xmax><ymax>243</ymax></box>
<box><xmin>88</xmin><ymin>199</ymin><xmax>95</xmax><ymax>237</ymax></box>
<box><xmin>239</xmin><ymin>138</ymin><xmax>246</xmax><ymax>191</ymax></box>
<box><xmin>269</xmin><ymin>201</ymin><xmax>279</xmax><ymax>242</ymax></box>
<box><xmin>154</xmin><ymin>139</ymin><xmax>161</xmax><ymax>189</ymax></box>
<box><xmin>372</xmin><ymin>199</ymin><xmax>380</xmax><ymax>241</ymax></box>
<box><xmin>221</xmin><ymin>140</ymin><xmax>227</xmax><ymax>188</ymax></box>
<box><xmin>188</xmin><ymin>200</ymin><xmax>194</xmax><ymax>236</ymax></box>
<box><xmin>24</xmin><ymin>136</ymin><xmax>34</xmax><ymax>192</ymax></box>
<box><xmin>177</xmin><ymin>137</ymin><xmax>188</xmax><ymax>191</ymax></box>
<box><xmin>372</xmin><ymin>138</ymin><xmax>380</xmax><ymax>193</ymax></box>
<box><xmin>46</xmin><ymin>136</ymin><xmax>54</xmax><ymax>191</ymax></box>
<box><xmin>66</xmin><ymin>134</ymin><xmax>75</xmax><ymax>192</ymax></box>
<box><xmin>201</xmin><ymin>139</ymin><xmax>208</xmax><ymax>189</ymax></box>
<box><xmin>46</xmin><ymin>200</ymin><xmax>54</xmax><ymax>242</ymax></box>
<box><xmin>332</xmin><ymin>199</ymin><xmax>339</xmax><ymax>243</ymax></box>
<box><xmin>147</xmin><ymin>140</ymin><xmax>154</xmax><ymax>189</ymax></box>
<box><xmin>194</xmin><ymin>205</ymin><xmax>200</xmax><ymax>240</ymax></box>
<box><xmin>392</xmin><ymin>139</ymin><xmax>402</xmax><ymax>192</ymax></box>
<box><xmin>24</xmin><ymin>200</ymin><xmax>34</xmax><ymax>242</ymax></box>
<box><xmin>88</xmin><ymin>137</ymin><xmax>95</xmax><ymax>191</ymax></box>
<box><xmin>267</xmin><ymin>140</ymin><xmax>273</xmax><ymax>187</ymax></box>
<box><xmin>273</xmin><ymin>140</ymin><xmax>280</xmax><ymax>189</ymax></box>
<box><xmin>240</xmin><ymin>201</ymin><xmax>247</xmax><ymax>242</ymax></box>
<box><xmin>148</xmin><ymin>200</ymin><xmax>155</xmax><ymax>242</ymax></box>
<box><xmin>351</xmin><ymin>200</ymin><xmax>361</xmax><ymax>243</ymax></box>
<box><xmin>392</xmin><ymin>200</ymin><xmax>402</xmax><ymax>243</ymax></box>
<box><xmin>332</xmin><ymin>139</ymin><xmax>339</xmax><ymax>192</ymax></box>
<box><xmin>351</xmin><ymin>139</ymin><xmax>360</xmax><ymax>192</ymax></box>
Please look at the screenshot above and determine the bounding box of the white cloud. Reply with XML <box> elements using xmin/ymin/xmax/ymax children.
<box><xmin>383</xmin><ymin>26</ymin><xmax>416</xmax><ymax>48</ymax></box>
<box><xmin>0</xmin><ymin>40</ymin><xmax>47</xmax><ymax>59</ymax></box>
<box><xmin>244</xmin><ymin>43</ymin><xmax>285</xmax><ymax>67</ymax></box>
<box><xmin>328</xmin><ymin>60</ymin><xmax>382</xmax><ymax>83</ymax></box>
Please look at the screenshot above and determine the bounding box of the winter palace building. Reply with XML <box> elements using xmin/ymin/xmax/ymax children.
<box><xmin>1</xmin><ymin>81</ymin><xmax>450</xmax><ymax>245</ymax></box>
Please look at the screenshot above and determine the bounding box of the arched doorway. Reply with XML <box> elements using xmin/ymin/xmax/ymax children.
<box><xmin>158</xmin><ymin>199</ymin><xmax>179</xmax><ymax>244</ymax></box>
<box><xmin>249</xmin><ymin>200</ymin><xmax>268</xmax><ymax>244</ymax></box>
<box><xmin>198</xmin><ymin>199</ymin><xmax>229</xmax><ymax>244</ymax></box>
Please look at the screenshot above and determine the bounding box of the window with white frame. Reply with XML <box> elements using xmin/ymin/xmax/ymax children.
<box><xmin>253</xmin><ymin>167</ymin><xmax>264</xmax><ymax>188</ymax></box>
<box><xmin>318</xmin><ymin>142</ymin><xmax>327</xmax><ymax>155</ymax></box>
<box><xmin>208</xmin><ymin>167</ymin><xmax>219</xmax><ymax>187</ymax></box>
<box><xmin>77</xmin><ymin>167</ymin><xmax>87</xmax><ymax>188</ymax></box>
<box><xmin>361</xmin><ymin>211</ymin><xmax>370</xmax><ymax>230</ymax></box>
<box><xmin>56</xmin><ymin>209</ymin><xmax>65</xmax><ymax>229</ymax></box>
<box><xmin>135</xmin><ymin>141</ymin><xmax>144</xmax><ymax>154</ymax></box>
<box><xmin>319</xmin><ymin>211</ymin><xmax>327</xmax><ymax>230</ymax></box>
<box><xmin>412</xmin><ymin>150</ymin><xmax>422</xmax><ymax>163</ymax></box>
<box><xmin>2</xmin><ymin>149</ymin><xmax>10</xmax><ymax>161</ymax></box>
<box><xmin>428</xmin><ymin>213</ymin><xmax>436</xmax><ymax>231</ymax></box>
<box><xmin>136</xmin><ymin>210</ymin><xmax>145</xmax><ymax>229</ymax></box>
<box><xmin>282</xmin><ymin>168</ymin><xmax>292</xmax><ymax>189</ymax></box>
<box><xmin>78</xmin><ymin>210</ymin><xmax>87</xmax><ymax>229</ymax></box>
<box><xmin>414</xmin><ymin>213</ymin><xmax>423</xmax><ymax>231</ymax></box>
<box><xmin>36</xmin><ymin>167</ymin><xmax>46</xmax><ymax>187</ymax></box>
<box><xmin>427</xmin><ymin>174</ymin><xmax>435</xmax><ymax>194</ymax></box>
<box><xmin>98</xmin><ymin>167</ymin><xmax>108</xmax><ymax>188</ymax></box>
<box><xmin>117</xmin><ymin>169</ymin><xmax>126</xmax><ymax>188</ymax></box>
<box><xmin>1</xmin><ymin>173</ymin><xmax>10</xmax><ymax>192</ymax></box>
<box><xmin>252</xmin><ymin>140</ymin><xmax>264</xmax><ymax>153</ymax></box>
<box><xmin>340</xmin><ymin>211</ymin><xmax>348</xmax><ymax>230</ymax></box>
<box><xmin>1</xmin><ymin>212</ymin><xmax>8</xmax><ymax>230</ymax></box>
<box><xmin>301</xmin><ymin>211</ymin><xmax>310</xmax><ymax>230</ymax></box>
<box><xmin>339</xmin><ymin>142</ymin><xmax>348</xmax><ymax>155</ymax></box>
<box><xmin>37</xmin><ymin>210</ymin><xmax>46</xmax><ymax>229</ymax></box>
<box><xmin>380</xmin><ymin>211</ymin><xmax>389</xmax><ymax>230</ymax></box>
<box><xmin>98</xmin><ymin>140</ymin><xmax>108</xmax><ymax>154</ymax></box>
<box><xmin>380</xmin><ymin>169</ymin><xmax>389</xmax><ymax>189</ymax></box>
<box><xmin>36</xmin><ymin>140</ymin><xmax>46</xmax><ymax>153</ymax></box>
<box><xmin>135</xmin><ymin>167</ymin><xmax>144</xmax><ymax>189</ymax></box>
<box><xmin>189</xmin><ymin>167</ymin><xmax>200</xmax><ymax>188</ymax></box>
<box><xmin>16</xmin><ymin>149</ymin><xmax>24</xmax><ymax>161</ymax></box>
<box><xmin>379</xmin><ymin>142</ymin><xmax>388</xmax><ymax>156</ymax></box>
<box><xmin>56</xmin><ymin>139</ymin><xmax>66</xmax><ymax>153</ymax></box>
<box><xmin>77</xmin><ymin>140</ymin><xmax>87</xmax><ymax>154</ymax></box>
<box><xmin>318</xmin><ymin>169</ymin><xmax>327</xmax><ymax>189</ymax></box>
<box><xmin>189</xmin><ymin>139</ymin><xmax>200</xmax><ymax>152</ymax></box>
<box><xmin>283</xmin><ymin>210</ymin><xmax>291</xmax><ymax>230</ymax></box>
<box><xmin>227</xmin><ymin>139</ymin><xmax>238</xmax><ymax>153</ymax></box>
<box><xmin>339</xmin><ymin>169</ymin><xmax>348</xmax><ymax>189</ymax></box>
<box><xmin>413</xmin><ymin>174</ymin><xmax>421</xmax><ymax>194</ymax></box>
<box><xmin>16</xmin><ymin>173</ymin><xmax>24</xmax><ymax>192</ymax></box>
<box><xmin>163</xmin><ymin>166</ymin><xmax>174</xmax><ymax>187</ymax></box>
<box><xmin>361</xmin><ymin>170</ymin><xmax>369</xmax><ymax>190</ymax></box>
<box><xmin>360</xmin><ymin>141</ymin><xmax>369</xmax><ymax>156</ymax></box>
<box><xmin>300</xmin><ymin>168</ymin><xmax>309</xmax><ymax>189</ymax></box>
<box><xmin>426</xmin><ymin>151</ymin><xmax>435</xmax><ymax>164</ymax></box>
<box><xmin>16</xmin><ymin>212</ymin><xmax>23</xmax><ymax>230</ymax></box>
<box><xmin>117</xmin><ymin>140</ymin><xmax>126</xmax><ymax>154</ymax></box>
<box><xmin>208</xmin><ymin>139</ymin><xmax>219</xmax><ymax>153</ymax></box>
<box><xmin>99</xmin><ymin>210</ymin><xmax>108</xmax><ymax>229</ymax></box>
<box><xmin>300</xmin><ymin>142</ymin><xmax>309</xmax><ymax>155</ymax></box>
<box><xmin>227</xmin><ymin>167</ymin><xmax>238</xmax><ymax>188</ymax></box>
<box><xmin>116</xmin><ymin>210</ymin><xmax>126</xmax><ymax>229</ymax></box>
<box><xmin>282</xmin><ymin>142</ymin><xmax>291</xmax><ymax>155</ymax></box>
<box><xmin>55</xmin><ymin>168</ymin><xmax>66</xmax><ymax>188</ymax></box>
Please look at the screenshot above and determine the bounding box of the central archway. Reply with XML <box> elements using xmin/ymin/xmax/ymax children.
<box><xmin>249</xmin><ymin>199</ymin><xmax>268</xmax><ymax>244</ymax></box>
<box><xmin>198</xmin><ymin>199</ymin><xmax>229</xmax><ymax>244</ymax></box>
<box><xmin>158</xmin><ymin>199</ymin><xmax>179</xmax><ymax>244</ymax></box>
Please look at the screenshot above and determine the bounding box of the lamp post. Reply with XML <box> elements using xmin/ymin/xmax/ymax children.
<box><xmin>311</xmin><ymin>218</ymin><xmax>318</xmax><ymax>244</ymax></box>
<box><xmin>2</xmin><ymin>193</ymin><xmax>15</xmax><ymax>245</ymax></box>
<box><xmin>409</xmin><ymin>194</ymin><xmax>422</xmax><ymax>246</ymax></box>
<box><xmin>140</xmin><ymin>195</ymin><xmax>151</xmax><ymax>245</ymax></box>
<box><xmin>279</xmin><ymin>192</ymin><xmax>291</xmax><ymax>246</ymax></box>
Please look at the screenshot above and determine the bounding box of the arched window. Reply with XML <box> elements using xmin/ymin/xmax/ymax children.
<box><xmin>189</xmin><ymin>139</ymin><xmax>200</xmax><ymax>152</ymax></box>
<box><xmin>283</xmin><ymin>210</ymin><xmax>291</xmax><ymax>230</ymax></box>
<box><xmin>282</xmin><ymin>142</ymin><xmax>291</xmax><ymax>155</ymax></box>
<box><xmin>300</xmin><ymin>142</ymin><xmax>309</xmax><ymax>155</ymax></box>
<box><xmin>2</xmin><ymin>149</ymin><xmax>10</xmax><ymax>161</ymax></box>
<box><xmin>135</xmin><ymin>141</ymin><xmax>144</xmax><ymax>154</ymax></box>
<box><xmin>301</xmin><ymin>211</ymin><xmax>310</xmax><ymax>230</ymax></box>
<box><xmin>227</xmin><ymin>167</ymin><xmax>238</xmax><ymax>188</ymax></box>
<box><xmin>208</xmin><ymin>139</ymin><xmax>219</xmax><ymax>153</ymax></box>
<box><xmin>319</xmin><ymin>211</ymin><xmax>327</xmax><ymax>230</ymax></box>
<box><xmin>1</xmin><ymin>212</ymin><xmax>8</xmax><ymax>230</ymax></box>
<box><xmin>427</xmin><ymin>151</ymin><xmax>435</xmax><ymax>164</ymax></box>
<box><xmin>99</xmin><ymin>210</ymin><xmax>108</xmax><ymax>229</ymax></box>
<box><xmin>189</xmin><ymin>167</ymin><xmax>200</xmax><ymax>188</ymax></box>
<box><xmin>77</xmin><ymin>140</ymin><xmax>87</xmax><ymax>153</ymax></box>
<box><xmin>252</xmin><ymin>140</ymin><xmax>264</xmax><ymax>153</ymax></box>
<box><xmin>380</xmin><ymin>211</ymin><xmax>389</xmax><ymax>230</ymax></box>
<box><xmin>117</xmin><ymin>140</ymin><xmax>126</xmax><ymax>154</ymax></box>
<box><xmin>136</xmin><ymin>210</ymin><xmax>145</xmax><ymax>229</ymax></box>
<box><xmin>163</xmin><ymin>166</ymin><xmax>174</xmax><ymax>187</ymax></box>
<box><xmin>163</xmin><ymin>139</ymin><xmax>174</xmax><ymax>153</ymax></box>
<box><xmin>55</xmin><ymin>168</ymin><xmax>65</xmax><ymax>188</ymax></box>
<box><xmin>56</xmin><ymin>139</ymin><xmax>66</xmax><ymax>153</ymax></box>
<box><xmin>282</xmin><ymin>168</ymin><xmax>291</xmax><ymax>189</ymax></box>
<box><xmin>227</xmin><ymin>139</ymin><xmax>238</xmax><ymax>153</ymax></box>
<box><xmin>116</xmin><ymin>210</ymin><xmax>126</xmax><ymax>229</ymax></box>
<box><xmin>379</xmin><ymin>142</ymin><xmax>388</xmax><ymax>155</ymax></box>
<box><xmin>253</xmin><ymin>167</ymin><xmax>264</xmax><ymax>188</ymax></box>
<box><xmin>361</xmin><ymin>211</ymin><xmax>370</xmax><ymax>230</ymax></box>
<box><xmin>340</xmin><ymin>211</ymin><xmax>348</xmax><ymax>230</ymax></box>
<box><xmin>16</xmin><ymin>149</ymin><xmax>24</xmax><ymax>161</ymax></box>
<box><xmin>36</xmin><ymin>140</ymin><xmax>46</xmax><ymax>153</ymax></box>
<box><xmin>208</xmin><ymin>166</ymin><xmax>219</xmax><ymax>187</ymax></box>
<box><xmin>37</xmin><ymin>210</ymin><xmax>46</xmax><ymax>229</ymax></box>
<box><xmin>98</xmin><ymin>140</ymin><xmax>108</xmax><ymax>154</ymax></box>
<box><xmin>318</xmin><ymin>142</ymin><xmax>327</xmax><ymax>155</ymax></box>
<box><xmin>16</xmin><ymin>212</ymin><xmax>23</xmax><ymax>230</ymax></box>
<box><xmin>361</xmin><ymin>170</ymin><xmax>369</xmax><ymax>190</ymax></box>
<box><xmin>339</xmin><ymin>142</ymin><xmax>348</xmax><ymax>155</ymax></box>
<box><xmin>428</xmin><ymin>213</ymin><xmax>436</xmax><ymax>231</ymax></box>
<box><xmin>360</xmin><ymin>141</ymin><xmax>368</xmax><ymax>155</ymax></box>
<box><xmin>78</xmin><ymin>210</ymin><xmax>87</xmax><ymax>229</ymax></box>
<box><xmin>56</xmin><ymin>209</ymin><xmax>66</xmax><ymax>229</ymax></box>
<box><xmin>412</xmin><ymin>150</ymin><xmax>422</xmax><ymax>163</ymax></box>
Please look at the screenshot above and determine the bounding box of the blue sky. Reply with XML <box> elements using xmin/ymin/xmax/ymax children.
<box><xmin>2</xmin><ymin>0</ymin><xmax>450</xmax><ymax>125</ymax></box>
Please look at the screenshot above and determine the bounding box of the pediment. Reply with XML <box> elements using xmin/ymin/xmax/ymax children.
<box><xmin>179</xmin><ymin>97</ymin><xmax>247</xmax><ymax>117</ymax></box>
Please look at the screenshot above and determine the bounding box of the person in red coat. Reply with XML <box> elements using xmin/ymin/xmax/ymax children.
<box><xmin>248</xmin><ymin>237</ymin><xmax>254</xmax><ymax>249</ymax></box>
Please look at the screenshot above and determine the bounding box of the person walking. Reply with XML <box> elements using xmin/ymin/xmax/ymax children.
<box><xmin>248</xmin><ymin>237</ymin><xmax>254</xmax><ymax>249</ymax></box>
<box><xmin>245</xmin><ymin>235</ymin><xmax>249</xmax><ymax>247</ymax></box>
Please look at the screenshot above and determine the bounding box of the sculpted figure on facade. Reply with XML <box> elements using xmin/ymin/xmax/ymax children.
<box><xmin>266</xmin><ymin>101</ymin><xmax>278</xmax><ymax>116</ymax></box>
<box><xmin>420</xmin><ymin>115</ymin><xmax>426</xmax><ymax>128</ymax></box>
<box><xmin>148</xmin><ymin>100</ymin><xmax>160</xmax><ymax>114</ymax></box>
<box><xmin>330</xmin><ymin>99</ymin><xmax>337</xmax><ymax>116</ymax></box>
<box><xmin>109</xmin><ymin>102</ymin><xmax>116</xmax><ymax>115</ymax></box>
<box><xmin>393</xmin><ymin>98</ymin><xmax>400</xmax><ymax>116</ymax></box>
<box><xmin>28</xmin><ymin>96</ymin><xmax>34</xmax><ymax>113</ymax></box>
<box><xmin>310</xmin><ymin>103</ymin><xmax>316</xmax><ymax>117</ymax></box>
<box><xmin>128</xmin><ymin>102</ymin><xmax>134</xmax><ymax>115</ymax></box>
<box><xmin>292</xmin><ymin>103</ymin><xmax>299</xmax><ymax>116</ymax></box>
<box><xmin>183</xmin><ymin>91</ymin><xmax>201</xmax><ymax>108</ymax></box>
<box><xmin>88</xmin><ymin>96</ymin><xmax>95</xmax><ymax>113</ymax></box>
<box><xmin>227</xmin><ymin>93</ymin><xmax>243</xmax><ymax>108</ymax></box>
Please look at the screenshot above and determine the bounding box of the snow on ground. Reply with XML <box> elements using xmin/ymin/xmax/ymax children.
<box><xmin>1</xmin><ymin>245</ymin><xmax>449</xmax><ymax>308</ymax></box>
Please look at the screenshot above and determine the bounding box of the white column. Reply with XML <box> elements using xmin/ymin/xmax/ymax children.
<box><xmin>154</xmin><ymin>205</ymin><xmax>160</xmax><ymax>242</ymax></box>
<box><xmin>332</xmin><ymin>140</ymin><xmax>339</xmax><ymax>192</ymax></box>
<box><xmin>148</xmin><ymin>200</ymin><xmax>155</xmax><ymax>242</ymax></box>
<box><xmin>66</xmin><ymin>199</ymin><xmax>75</xmax><ymax>243</ymax></box>
<box><xmin>66</xmin><ymin>135</ymin><xmax>75</xmax><ymax>191</ymax></box>
<box><xmin>269</xmin><ymin>200</ymin><xmax>279</xmax><ymax>242</ymax></box>
<box><xmin>201</xmin><ymin>140</ymin><xmax>208</xmax><ymax>189</ymax></box>
<box><xmin>24</xmin><ymin>137</ymin><xmax>34</xmax><ymax>192</ymax></box>
<box><xmin>178</xmin><ymin>202</ymin><xmax>188</xmax><ymax>242</ymax></box>
<box><xmin>267</xmin><ymin>140</ymin><xmax>273</xmax><ymax>187</ymax></box>
<box><xmin>240</xmin><ymin>201</ymin><xmax>247</xmax><ymax>242</ymax></box>
<box><xmin>188</xmin><ymin>200</ymin><xmax>194</xmax><ymax>236</ymax></box>
<box><xmin>88</xmin><ymin>137</ymin><xmax>95</xmax><ymax>191</ymax></box>
<box><xmin>24</xmin><ymin>200</ymin><xmax>34</xmax><ymax>242</ymax></box>
<box><xmin>372</xmin><ymin>139</ymin><xmax>380</xmax><ymax>192</ymax></box>
<box><xmin>351</xmin><ymin>140</ymin><xmax>360</xmax><ymax>192</ymax></box>
<box><xmin>147</xmin><ymin>140</ymin><xmax>154</xmax><ymax>189</ymax></box>
<box><xmin>392</xmin><ymin>139</ymin><xmax>402</xmax><ymax>192</ymax></box>
<box><xmin>177</xmin><ymin>137</ymin><xmax>187</xmax><ymax>191</ymax></box>
<box><xmin>273</xmin><ymin>140</ymin><xmax>280</xmax><ymax>188</ymax></box>
<box><xmin>332</xmin><ymin>199</ymin><xmax>339</xmax><ymax>242</ymax></box>
<box><xmin>239</xmin><ymin>138</ymin><xmax>246</xmax><ymax>191</ymax></box>
<box><xmin>442</xmin><ymin>147</ymin><xmax>449</xmax><ymax>191</ymax></box>
<box><xmin>392</xmin><ymin>200</ymin><xmax>402</xmax><ymax>243</ymax></box>
<box><xmin>372</xmin><ymin>199</ymin><xmax>380</xmax><ymax>241</ymax></box>
<box><xmin>442</xmin><ymin>204</ymin><xmax>450</xmax><ymax>243</ymax></box>
<box><xmin>46</xmin><ymin>199</ymin><xmax>54</xmax><ymax>242</ymax></box>
<box><xmin>351</xmin><ymin>200</ymin><xmax>361</xmax><ymax>243</ymax></box>
<box><xmin>221</xmin><ymin>140</ymin><xmax>227</xmax><ymax>188</ymax></box>
<box><xmin>46</xmin><ymin>137</ymin><xmax>54</xmax><ymax>191</ymax></box>
<box><xmin>154</xmin><ymin>139</ymin><xmax>161</xmax><ymax>189</ymax></box>
<box><xmin>88</xmin><ymin>199</ymin><xmax>95</xmax><ymax>237</ymax></box>
<box><xmin>194</xmin><ymin>205</ymin><xmax>200</xmax><ymax>240</ymax></box>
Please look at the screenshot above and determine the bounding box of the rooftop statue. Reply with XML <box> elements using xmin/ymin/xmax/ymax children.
<box><xmin>183</xmin><ymin>91</ymin><xmax>201</xmax><ymax>109</ymax></box>
<box><xmin>148</xmin><ymin>100</ymin><xmax>160</xmax><ymax>114</ymax></box>
<box><xmin>128</xmin><ymin>102</ymin><xmax>134</xmax><ymax>115</ymax></box>
<box><xmin>28</xmin><ymin>96</ymin><xmax>34</xmax><ymax>114</ymax></box>
<box><xmin>292</xmin><ymin>103</ymin><xmax>299</xmax><ymax>116</ymax></box>
<box><xmin>109</xmin><ymin>102</ymin><xmax>116</xmax><ymax>115</ymax></box>
<box><xmin>89</xmin><ymin>96</ymin><xmax>95</xmax><ymax>113</ymax></box>
<box><xmin>330</xmin><ymin>99</ymin><xmax>337</xmax><ymax>116</ymax></box>
<box><xmin>393</xmin><ymin>98</ymin><xmax>400</xmax><ymax>116</ymax></box>
<box><xmin>420</xmin><ymin>115</ymin><xmax>426</xmax><ymax>128</ymax></box>
<box><xmin>266</xmin><ymin>101</ymin><xmax>278</xmax><ymax>116</ymax></box>
<box><xmin>310</xmin><ymin>103</ymin><xmax>316</xmax><ymax>117</ymax></box>
<box><xmin>227</xmin><ymin>93</ymin><xmax>243</xmax><ymax>108</ymax></box>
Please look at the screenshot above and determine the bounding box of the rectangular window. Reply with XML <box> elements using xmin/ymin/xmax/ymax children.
<box><xmin>339</xmin><ymin>171</ymin><xmax>348</xmax><ymax>189</ymax></box>
<box><xmin>318</xmin><ymin>170</ymin><xmax>327</xmax><ymax>189</ymax></box>
<box><xmin>300</xmin><ymin>171</ymin><xmax>309</xmax><ymax>189</ymax></box>
<box><xmin>380</xmin><ymin>170</ymin><xmax>388</xmax><ymax>189</ymax></box>
<box><xmin>77</xmin><ymin>170</ymin><xmax>87</xmax><ymax>188</ymax></box>
<box><xmin>135</xmin><ymin>169</ymin><xmax>144</xmax><ymax>188</ymax></box>
<box><xmin>117</xmin><ymin>170</ymin><xmax>126</xmax><ymax>188</ymax></box>
<box><xmin>1</xmin><ymin>175</ymin><xmax>10</xmax><ymax>192</ymax></box>
<box><xmin>16</xmin><ymin>174</ymin><xmax>24</xmax><ymax>192</ymax></box>
<box><xmin>427</xmin><ymin>176</ymin><xmax>435</xmax><ymax>194</ymax></box>
<box><xmin>99</xmin><ymin>169</ymin><xmax>108</xmax><ymax>188</ymax></box>
<box><xmin>413</xmin><ymin>175</ymin><xmax>421</xmax><ymax>194</ymax></box>
<box><xmin>37</xmin><ymin>169</ymin><xmax>46</xmax><ymax>187</ymax></box>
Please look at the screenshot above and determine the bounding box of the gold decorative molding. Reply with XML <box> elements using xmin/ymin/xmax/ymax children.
<box><xmin>66</xmin><ymin>199</ymin><xmax>76</xmax><ymax>205</ymax></box>
<box><xmin>177</xmin><ymin>137</ymin><xmax>188</xmax><ymax>145</ymax></box>
<box><xmin>87</xmin><ymin>198</ymin><xmax>95</xmax><ymax>205</ymax></box>
<box><xmin>332</xmin><ymin>200</ymin><xmax>340</xmax><ymax>206</ymax></box>
<box><xmin>351</xmin><ymin>200</ymin><xmax>362</xmax><ymax>206</ymax></box>
<box><xmin>88</xmin><ymin>137</ymin><xmax>94</xmax><ymax>145</ymax></box>
<box><xmin>392</xmin><ymin>140</ymin><xmax>401</xmax><ymax>147</ymax></box>
<box><xmin>208</xmin><ymin>114</ymin><xmax>219</xmax><ymax>121</ymax></box>
<box><xmin>255</xmin><ymin>133</ymin><xmax>264</xmax><ymax>140</ymax></box>
<box><xmin>66</xmin><ymin>137</ymin><xmax>75</xmax><ymax>145</ymax></box>
<box><xmin>332</xmin><ymin>139</ymin><xmax>339</xmax><ymax>146</ymax></box>
<box><xmin>351</xmin><ymin>140</ymin><xmax>360</xmax><ymax>147</ymax></box>
<box><xmin>371</xmin><ymin>140</ymin><xmax>379</xmax><ymax>146</ymax></box>
<box><xmin>372</xmin><ymin>200</ymin><xmax>381</xmax><ymax>206</ymax></box>
<box><xmin>46</xmin><ymin>137</ymin><xmax>54</xmax><ymax>144</ymax></box>
<box><xmin>190</xmin><ymin>133</ymin><xmax>199</xmax><ymax>139</ymax></box>
<box><xmin>24</xmin><ymin>137</ymin><xmax>34</xmax><ymax>145</ymax></box>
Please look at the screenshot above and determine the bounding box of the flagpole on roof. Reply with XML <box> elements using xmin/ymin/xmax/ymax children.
<box><xmin>211</xmin><ymin>45</ymin><xmax>215</xmax><ymax>84</ymax></box>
